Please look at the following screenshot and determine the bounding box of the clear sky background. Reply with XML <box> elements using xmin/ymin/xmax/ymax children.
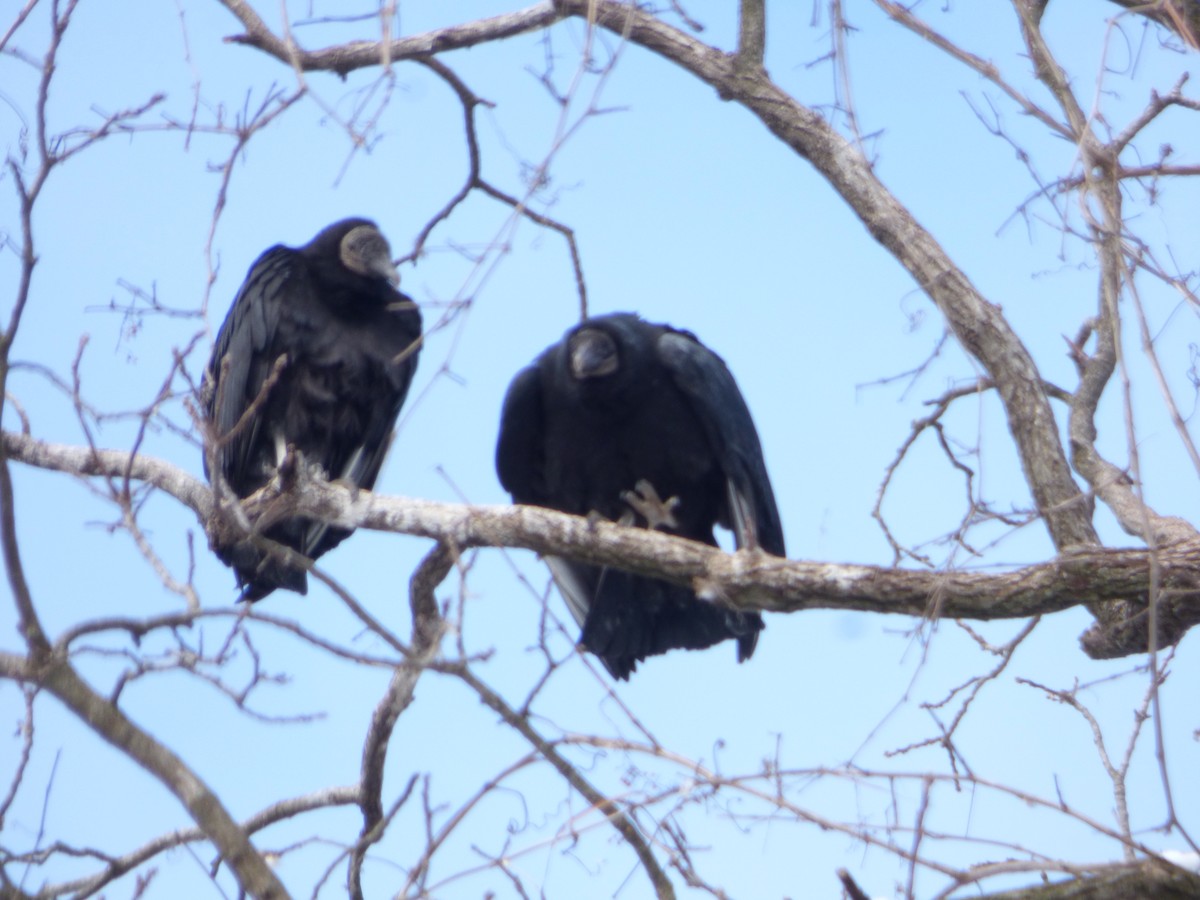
<box><xmin>2</xmin><ymin>1</ymin><xmax>1198</xmax><ymax>898</ymax></box>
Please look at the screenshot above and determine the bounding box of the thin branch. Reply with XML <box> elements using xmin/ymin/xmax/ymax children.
<box><xmin>447</xmin><ymin>663</ymin><xmax>677</xmax><ymax>900</ymax></box>
<box><xmin>216</xmin><ymin>0</ymin><xmax>561</xmax><ymax>76</ymax></box>
<box><xmin>1112</xmin><ymin>74</ymin><xmax>1194</xmax><ymax>154</ymax></box>
<box><xmin>0</xmin><ymin>686</ymin><xmax>37</xmax><ymax>831</ymax></box>
<box><xmin>873</xmin><ymin>0</ymin><xmax>1072</xmax><ymax>139</ymax></box>
<box><xmin>26</xmin><ymin>786</ymin><xmax>359</xmax><ymax>899</ymax></box>
<box><xmin>0</xmin><ymin>0</ymin><xmax>39</xmax><ymax>55</ymax></box>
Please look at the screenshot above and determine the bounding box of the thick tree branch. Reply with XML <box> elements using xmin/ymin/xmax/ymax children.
<box><xmin>1</xmin><ymin>432</ymin><xmax>215</xmax><ymax>517</ymax></box>
<box><xmin>5</xmin><ymin>432</ymin><xmax>1199</xmax><ymax>646</ymax></box>
<box><xmin>1007</xmin><ymin>3</ymin><xmax>1200</xmax><ymax>652</ymax></box>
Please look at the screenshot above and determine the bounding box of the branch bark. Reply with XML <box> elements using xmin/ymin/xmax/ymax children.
<box><xmin>736</xmin><ymin>0</ymin><xmax>765</xmax><ymax>71</ymax></box>
<box><xmin>351</xmin><ymin>544</ymin><xmax>451</xmax><ymax>897</ymax></box>
<box><xmin>215</xmin><ymin>0</ymin><xmax>560</xmax><ymax>75</ymax></box>
<box><xmin>976</xmin><ymin>858</ymin><xmax>1200</xmax><ymax>899</ymax></box>
<box><xmin>5</xmin><ymin>432</ymin><xmax>1199</xmax><ymax>648</ymax></box>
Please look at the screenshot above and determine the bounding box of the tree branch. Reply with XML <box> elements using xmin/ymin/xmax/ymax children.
<box><xmin>27</xmin><ymin>786</ymin><xmax>360</xmax><ymax>898</ymax></box>
<box><xmin>449</xmin><ymin>663</ymin><xmax>677</xmax><ymax>899</ymax></box>
<box><xmin>352</xmin><ymin>544</ymin><xmax>451</xmax><ymax>897</ymax></box>
<box><xmin>216</xmin><ymin>0</ymin><xmax>561</xmax><ymax>76</ymax></box>
<box><xmin>874</xmin><ymin>0</ymin><xmax>1072</xmax><ymax>138</ymax></box>
<box><xmin>5</xmin><ymin>431</ymin><xmax>1199</xmax><ymax>648</ymax></box>
<box><xmin>34</xmin><ymin>659</ymin><xmax>289</xmax><ymax>899</ymax></box>
<box><xmin>736</xmin><ymin>0</ymin><xmax>765</xmax><ymax>71</ymax></box>
<box><xmin>974</xmin><ymin>857</ymin><xmax>1200</xmax><ymax>899</ymax></box>
<box><xmin>1103</xmin><ymin>0</ymin><xmax>1200</xmax><ymax>50</ymax></box>
<box><xmin>2</xmin><ymin>430</ymin><xmax>214</xmax><ymax>517</ymax></box>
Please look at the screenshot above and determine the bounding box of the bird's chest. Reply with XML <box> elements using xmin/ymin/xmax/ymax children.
<box><xmin>542</xmin><ymin>386</ymin><xmax>720</xmax><ymax>523</ymax></box>
<box><xmin>269</xmin><ymin>319</ymin><xmax>396</xmax><ymax>436</ymax></box>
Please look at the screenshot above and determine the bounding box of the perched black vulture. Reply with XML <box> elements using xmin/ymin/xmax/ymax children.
<box><xmin>203</xmin><ymin>218</ymin><xmax>422</xmax><ymax>601</ymax></box>
<box><xmin>496</xmin><ymin>313</ymin><xmax>785</xmax><ymax>679</ymax></box>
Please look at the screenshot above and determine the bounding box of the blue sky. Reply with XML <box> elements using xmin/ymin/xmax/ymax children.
<box><xmin>2</xmin><ymin>1</ymin><xmax>1198</xmax><ymax>897</ymax></box>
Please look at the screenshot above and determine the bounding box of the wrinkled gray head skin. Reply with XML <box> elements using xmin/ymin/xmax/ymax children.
<box><xmin>568</xmin><ymin>327</ymin><xmax>619</xmax><ymax>380</ymax></box>
<box><xmin>340</xmin><ymin>224</ymin><xmax>400</xmax><ymax>285</ymax></box>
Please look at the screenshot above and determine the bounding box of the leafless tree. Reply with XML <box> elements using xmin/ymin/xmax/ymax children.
<box><xmin>2</xmin><ymin>1</ymin><xmax>1199</xmax><ymax>898</ymax></box>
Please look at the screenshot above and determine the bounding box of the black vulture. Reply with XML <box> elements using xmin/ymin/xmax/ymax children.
<box><xmin>495</xmin><ymin>312</ymin><xmax>785</xmax><ymax>679</ymax></box>
<box><xmin>202</xmin><ymin>218</ymin><xmax>422</xmax><ymax>601</ymax></box>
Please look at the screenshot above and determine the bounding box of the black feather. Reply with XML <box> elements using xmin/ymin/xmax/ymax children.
<box><xmin>496</xmin><ymin>313</ymin><xmax>784</xmax><ymax>679</ymax></box>
<box><xmin>202</xmin><ymin>218</ymin><xmax>422</xmax><ymax>601</ymax></box>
